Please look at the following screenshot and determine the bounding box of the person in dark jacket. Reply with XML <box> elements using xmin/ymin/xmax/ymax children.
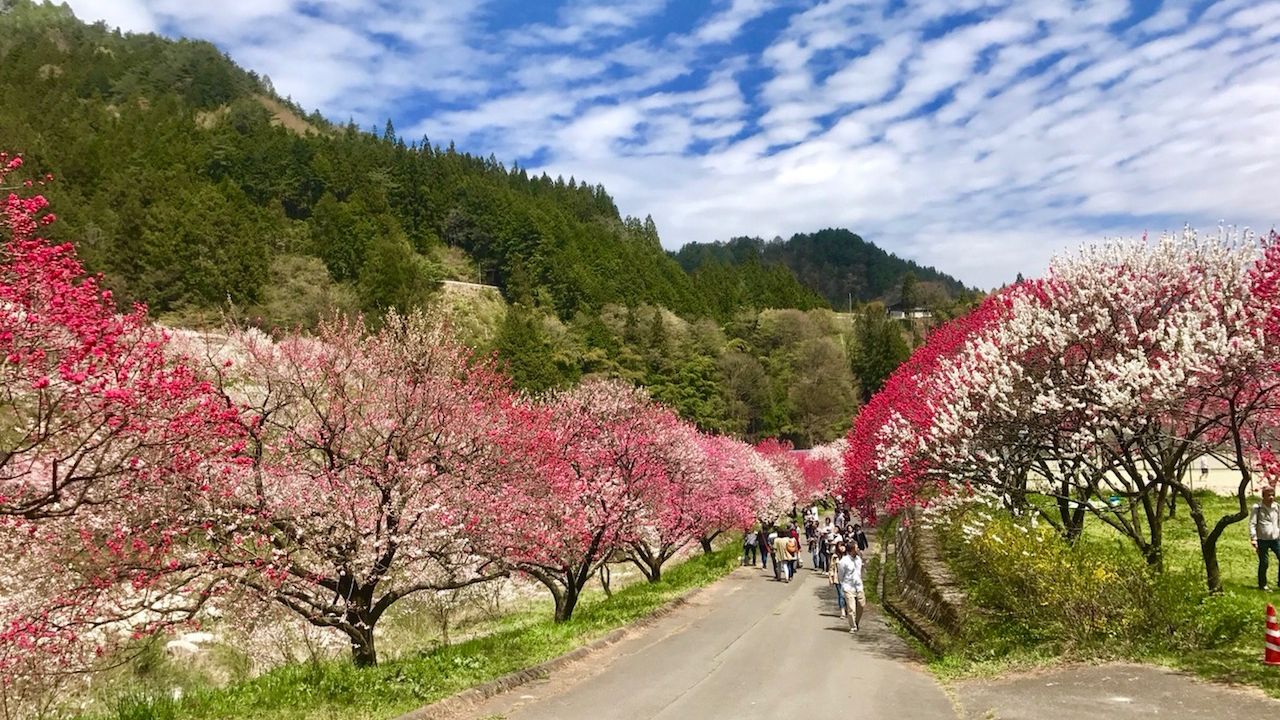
<box><xmin>849</xmin><ymin>523</ymin><xmax>869</xmax><ymax>553</ymax></box>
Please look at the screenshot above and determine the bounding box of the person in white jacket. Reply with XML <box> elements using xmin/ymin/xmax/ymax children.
<box><xmin>836</xmin><ymin>546</ymin><xmax>865</xmax><ymax>632</ymax></box>
<box><xmin>1251</xmin><ymin>486</ymin><xmax>1280</xmax><ymax>590</ymax></box>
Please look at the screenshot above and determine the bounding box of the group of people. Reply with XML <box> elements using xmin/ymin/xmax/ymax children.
<box><xmin>741</xmin><ymin>504</ymin><xmax>869</xmax><ymax>632</ymax></box>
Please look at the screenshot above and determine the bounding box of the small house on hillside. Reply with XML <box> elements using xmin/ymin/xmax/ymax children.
<box><xmin>887</xmin><ymin>304</ymin><xmax>932</xmax><ymax>320</ymax></box>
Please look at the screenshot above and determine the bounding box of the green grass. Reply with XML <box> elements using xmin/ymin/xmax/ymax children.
<box><xmin>930</xmin><ymin>491</ymin><xmax>1279</xmax><ymax>694</ymax></box>
<box><xmin>93</xmin><ymin>547</ymin><xmax>740</xmax><ymax>720</ymax></box>
<box><xmin>1131</xmin><ymin>493</ymin><xmax>1279</xmax><ymax>692</ymax></box>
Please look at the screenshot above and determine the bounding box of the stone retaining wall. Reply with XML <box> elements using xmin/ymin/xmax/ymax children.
<box><xmin>890</xmin><ymin>509</ymin><xmax>971</xmax><ymax>639</ymax></box>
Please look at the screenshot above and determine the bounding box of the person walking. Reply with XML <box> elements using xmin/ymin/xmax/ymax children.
<box><xmin>848</xmin><ymin>523</ymin><xmax>869</xmax><ymax>553</ymax></box>
<box><xmin>743</xmin><ymin>528</ymin><xmax>758</xmax><ymax>566</ymax></box>
<box><xmin>837</xmin><ymin>546</ymin><xmax>866</xmax><ymax>632</ymax></box>
<box><xmin>828</xmin><ymin>541</ymin><xmax>848</xmax><ymax>618</ymax></box>
<box><xmin>758</xmin><ymin>525</ymin><xmax>771</xmax><ymax>569</ymax></box>
<box><xmin>786</xmin><ymin>523</ymin><xmax>802</xmax><ymax>570</ymax></box>
<box><xmin>766</xmin><ymin>527</ymin><xmax>780</xmax><ymax>579</ymax></box>
<box><xmin>785</xmin><ymin>532</ymin><xmax>800</xmax><ymax>578</ymax></box>
<box><xmin>817</xmin><ymin>517</ymin><xmax>834</xmax><ymax>571</ymax></box>
<box><xmin>1252</xmin><ymin>486</ymin><xmax>1280</xmax><ymax>590</ymax></box>
<box><xmin>772</xmin><ymin>531</ymin><xmax>794</xmax><ymax>582</ymax></box>
<box><xmin>825</xmin><ymin>525</ymin><xmax>843</xmax><ymax>572</ymax></box>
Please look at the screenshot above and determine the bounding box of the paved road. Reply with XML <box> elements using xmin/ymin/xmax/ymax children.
<box><xmin>464</xmin><ymin>562</ymin><xmax>958</xmax><ymax>720</ymax></box>
<box><xmin>454</xmin><ymin>560</ymin><xmax>1280</xmax><ymax>720</ymax></box>
<box><xmin>955</xmin><ymin>663</ymin><xmax>1280</xmax><ymax>719</ymax></box>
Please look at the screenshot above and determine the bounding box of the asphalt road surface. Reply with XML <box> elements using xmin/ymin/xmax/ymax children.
<box><xmin>458</xmin><ymin>560</ymin><xmax>1280</xmax><ymax>720</ymax></box>
<box><xmin>465</xmin><ymin>561</ymin><xmax>958</xmax><ymax>720</ymax></box>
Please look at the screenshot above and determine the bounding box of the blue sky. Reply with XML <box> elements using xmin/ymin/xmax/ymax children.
<box><xmin>65</xmin><ymin>0</ymin><xmax>1280</xmax><ymax>288</ymax></box>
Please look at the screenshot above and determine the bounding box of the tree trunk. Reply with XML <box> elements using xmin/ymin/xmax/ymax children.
<box><xmin>628</xmin><ymin>549</ymin><xmax>663</xmax><ymax>583</ymax></box>
<box><xmin>1064</xmin><ymin>503</ymin><xmax>1088</xmax><ymax>543</ymax></box>
<box><xmin>699</xmin><ymin>537</ymin><xmax>713</xmax><ymax>554</ymax></box>
<box><xmin>349</xmin><ymin>625</ymin><xmax>377</xmax><ymax>667</ymax></box>
<box><xmin>1202</xmin><ymin>536</ymin><xmax>1222</xmax><ymax>594</ymax></box>
<box><xmin>1141</xmin><ymin>537</ymin><xmax>1163</xmax><ymax>572</ymax></box>
<box><xmin>554</xmin><ymin>583</ymin><xmax>580</xmax><ymax>623</ymax></box>
<box><xmin>637</xmin><ymin>555</ymin><xmax>663</xmax><ymax>583</ymax></box>
<box><xmin>598</xmin><ymin>565</ymin><xmax>612</xmax><ymax>597</ymax></box>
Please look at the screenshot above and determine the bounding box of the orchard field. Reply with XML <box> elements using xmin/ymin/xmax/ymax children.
<box><xmin>0</xmin><ymin>155</ymin><xmax>845</xmax><ymax>718</ymax></box>
<box><xmin>8</xmin><ymin>139</ymin><xmax>1280</xmax><ymax>718</ymax></box>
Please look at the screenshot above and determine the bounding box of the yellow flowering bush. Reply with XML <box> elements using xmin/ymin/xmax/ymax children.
<box><xmin>935</xmin><ymin>505</ymin><xmax>1224</xmax><ymax>653</ymax></box>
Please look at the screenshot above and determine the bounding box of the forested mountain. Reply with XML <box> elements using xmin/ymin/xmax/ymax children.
<box><xmin>686</xmin><ymin>255</ymin><xmax>828</xmax><ymax>321</ymax></box>
<box><xmin>0</xmin><ymin>0</ymin><xmax>968</xmax><ymax>444</ymax></box>
<box><xmin>675</xmin><ymin>229</ymin><xmax>969</xmax><ymax>310</ymax></box>
<box><xmin>0</xmin><ymin>0</ymin><xmax>808</xmax><ymax>322</ymax></box>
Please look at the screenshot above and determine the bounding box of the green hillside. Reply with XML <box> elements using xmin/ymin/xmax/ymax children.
<box><xmin>675</xmin><ymin>229</ymin><xmax>970</xmax><ymax>309</ymax></box>
<box><xmin>0</xmin><ymin>0</ymin><xmax>722</xmax><ymax>321</ymax></box>
<box><xmin>0</xmin><ymin>0</ymin><xmax>969</xmax><ymax>442</ymax></box>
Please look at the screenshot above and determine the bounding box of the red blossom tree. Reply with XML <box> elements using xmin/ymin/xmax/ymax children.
<box><xmin>794</xmin><ymin>438</ymin><xmax>847</xmax><ymax>504</ymax></box>
<box><xmin>1</xmin><ymin>153</ymin><xmax>245</xmax><ymax>692</ymax></box>
<box><xmin>478</xmin><ymin>380</ymin><xmax>669</xmax><ymax>621</ymax></box>
<box><xmin>840</xmin><ymin>291</ymin><xmax>1015</xmax><ymax>524</ymax></box>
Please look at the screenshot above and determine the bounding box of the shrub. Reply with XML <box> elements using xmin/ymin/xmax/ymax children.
<box><xmin>935</xmin><ymin>504</ymin><xmax>1248</xmax><ymax>657</ymax></box>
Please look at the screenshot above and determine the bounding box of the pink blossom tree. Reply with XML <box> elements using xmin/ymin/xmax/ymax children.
<box><xmin>190</xmin><ymin>312</ymin><xmax>511</xmax><ymax>666</ymax></box>
<box><xmin>928</xmin><ymin>232</ymin><xmax>1278</xmax><ymax>585</ymax></box>
<box><xmin>752</xmin><ymin>438</ymin><xmax>803</xmax><ymax>520</ymax></box>
<box><xmin>690</xmin><ymin>434</ymin><xmax>764</xmax><ymax>552</ymax></box>
<box><xmin>752</xmin><ymin>438</ymin><xmax>800</xmax><ymax>524</ymax></box>
<box><xmin>624</xmin><ymin>419</ymin><xmax>707</xmax><ymax>581</ymax></box>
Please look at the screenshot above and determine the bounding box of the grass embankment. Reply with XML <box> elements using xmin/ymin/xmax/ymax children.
<box><xmin>101</xmin><ymin>546</ymin><xmax>740</xmax><ymax>720</ymax></box>
<box><xmin>928</xmin><ymin>492</ymin><xmax>1279</xmax><ymax>693</ymax></box>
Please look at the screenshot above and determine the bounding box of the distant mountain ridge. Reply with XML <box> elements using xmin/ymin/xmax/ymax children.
<box><xmin>674</xmin><ymin>229</ymin><xmax>969</xmax><ymax>309</ymax></box>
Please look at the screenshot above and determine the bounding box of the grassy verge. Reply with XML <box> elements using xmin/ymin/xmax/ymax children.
<box><xmin>97</xmin><ymin>546</ymin><xmax>740</xmax><ymax>720</ymax></box>
<box><xmin>926</xmin><ymin>492</ymin><xmax>1276</xmax><ymax>693</ymax></box>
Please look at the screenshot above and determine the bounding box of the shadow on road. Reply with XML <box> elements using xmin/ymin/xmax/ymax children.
<box><xmin>809</xmin><ymin>581</ymin><xmax>923</xmax><ymax>664</ymax></box>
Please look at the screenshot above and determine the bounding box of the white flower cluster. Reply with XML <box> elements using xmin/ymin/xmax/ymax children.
<box><xmin>875</xmin><ymin>227</ymin><xmax>1276</xmax><ymax>514</ymax></box>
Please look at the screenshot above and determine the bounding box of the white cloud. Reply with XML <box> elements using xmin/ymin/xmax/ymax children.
<box><xmin>65</xmin><ymin>0</ymin><xmax>493</xmax><ymax>117</ymax></box>
<box><xmin>59</xmin><ymin>0</ymin><xmax>1280</xmax><ymax>289</ymax></box>
<box><xmin>513</xmin><ymin>0</ymin><xmax>668</xmax><ymax>47</ymax></box>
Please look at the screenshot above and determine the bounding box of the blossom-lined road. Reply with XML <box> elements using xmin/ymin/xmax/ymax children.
<box><xmin>462</xmin><ymin>564</ymin><xmax>956</xmax><ymax>720</ymax></box>
<box><xmin>457</xmin><ymin>564</ymin><xmax>1280</xmax><ymax>720</ymax></box>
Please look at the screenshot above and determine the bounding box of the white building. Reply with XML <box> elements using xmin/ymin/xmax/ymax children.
<box><xmin>887</xmin><ymin>304</ymin><xmax>932</xmax><ymax>320</ymax></box>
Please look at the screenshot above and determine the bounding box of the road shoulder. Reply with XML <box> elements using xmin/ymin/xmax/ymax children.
<box><xmin>952</xmin><ymin>661</ymin><xmax>1280</xmax><ymax>719</ymax></box>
